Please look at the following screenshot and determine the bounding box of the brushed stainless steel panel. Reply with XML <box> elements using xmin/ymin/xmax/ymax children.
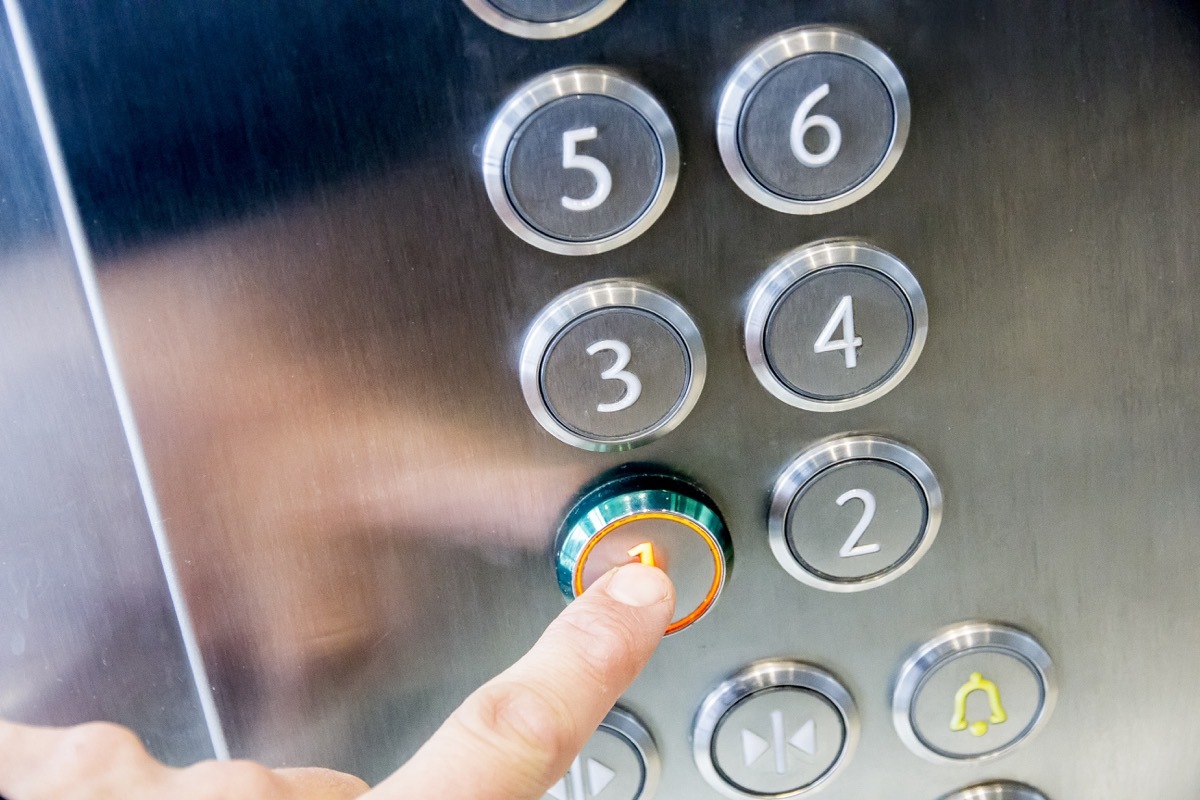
<box><xmin>0</xmin><ymin>2</ymin><xmax>214</xmax><ymax>764</ymax></box>
<box><xmin>16</xmin><ymin>0</ymin><xmax>1200</xmax><ymax>796</ymax></box>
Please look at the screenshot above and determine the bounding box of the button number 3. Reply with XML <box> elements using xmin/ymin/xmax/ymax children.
<box><xmin>587</xmin><ymin>339</ymin><xmax>641</xmax><ymax>413</ymax></box>
<box><xmin>561</xmin><ymin>127</ymin><xmax>613</xmax><ymax>212</ymax></box>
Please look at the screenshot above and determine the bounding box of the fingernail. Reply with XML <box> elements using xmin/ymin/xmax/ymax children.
<box><xmin>605</xmin><ymin>563</ymin><xmax>671</xmax><ymax>607</ymax></box>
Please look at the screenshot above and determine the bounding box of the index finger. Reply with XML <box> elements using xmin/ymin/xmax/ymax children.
<box><xmin>369</xmin><ymin>562</ymin><xmax>674</xmax><ymax>800</ymax></box>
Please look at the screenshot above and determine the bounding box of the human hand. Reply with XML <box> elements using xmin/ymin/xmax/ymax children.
<box><xmin>0</xmin><ymin>562</ymin><xmax>675</xmax><ymax>800</ymax></box>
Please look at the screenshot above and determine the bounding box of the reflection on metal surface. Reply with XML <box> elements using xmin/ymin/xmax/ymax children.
<box><xmin>0</xmin><ymin>0</ymin><xmax>214</xmax><ymax>763</ymax></box>
<box><xmin>4</xmin><ymin>0</ymin><xmax>1200</xmax><ymax>797</ymax></box>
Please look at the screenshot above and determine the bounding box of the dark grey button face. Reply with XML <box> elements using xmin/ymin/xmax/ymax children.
<box><xmin>786</xmin><ymin>459</ymin><xmax>928</xmax><ymax>583</ymax></box>
<box><xmin>764</xmin><ymin>266</ymin><xmax>913</xmax><ymax>401</ymax></box>
<box><xmin>544</xmin><ymin>726</ymin><xmax>646</xmax><ymax>800</ymax></box>
<box><xmin>506</xmin><ymin>95</ymin><xmax>663</xmax><ymax>243</ymax></box>
<box><xmin>712</xmin><ymin>688</ymin><xmax>846</xmax><ymax>796</ymax></box>
<box><xmin>541</xmin><ymin>308</ymin><xmax>689</xmax><ymax>441</ymax></box>
<box><xmin>910</xmin><ymin>650</ymin><xmax>1046</xmax><ymax>760</ymax></box>
<box><xmin>489</xmin><ymin>0</ymin><xmax>607</xmax><ymax>23</ymax></box>
<box><xmin>738</xmin><ymin>53</ymin><xmax>894</xmax><ymax>202</ymax></box>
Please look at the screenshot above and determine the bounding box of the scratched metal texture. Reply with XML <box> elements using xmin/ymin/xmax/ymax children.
<box><xmin>13</xmin><ymin>0</ymin><xmax>1200</xmax><ymax>796</ymax></box>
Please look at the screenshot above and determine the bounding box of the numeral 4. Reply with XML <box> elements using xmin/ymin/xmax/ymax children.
<box><xmin>814</xmin><ymin>295</ymin><xmax>863</xmax><ymax>369</ymax></box>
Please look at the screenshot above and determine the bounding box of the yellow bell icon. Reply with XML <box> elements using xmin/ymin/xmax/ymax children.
<box><xmin>950</xmin><ymin>672</ymin><xmax>1007</xmax><ymax>737</ymax></box>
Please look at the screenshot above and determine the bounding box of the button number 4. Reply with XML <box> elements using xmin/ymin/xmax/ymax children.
<box><xmin>814</xmin><ymin>295</ymin><xmax>863</xmax><ymax>369</ymax></box>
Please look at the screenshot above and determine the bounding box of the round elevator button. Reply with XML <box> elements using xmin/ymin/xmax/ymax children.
<box><xmin>769</xmin><ymin>435</ymin><xmax>942</xmax><ymax>592</ymax></box>
<box><xmin>745</xmin><ymin>240</ymin><xmax>927</xmax><ymax>411</ymax></box>
<box><xmin>555</xmin><ymin>471</ymin><xmax>731</xmax><ymax>635</ymax></box>
<box><xmin>892</xmin><ymin>622</ymin><xmax>1056</xmax><ymax>763</ymax></box>
<box><xmin>463</xmin><ymin>0</ymin><xmax>627</xmax><ymax>40</ymax></box>
<box><xmin>940</xmin><ymin>782</ymin><xmax>1050</xmax><ymax>800</ymax></box>
<box><xmin>484</xmin><ymin>68</ymin><xmax>678</xmax><ymax>254</ymax></box>
<box><xmin>693</xmin><ymin>661</ymin><xmax>858</xmax><ymax>799</ymax></box>
<box><xmin>544</xmin><ymin>706</ymin><xmax>660</xmax><ymax>800</ymax></box>
<box><xmin>520</xmin><ymin>280</ymin><xmax>705</xmax><ymax>451</ymax></box>
<box><xmin>717</xmin><ymin>26</ymin><xmax>909</xmax><ymax>214</ymax></box>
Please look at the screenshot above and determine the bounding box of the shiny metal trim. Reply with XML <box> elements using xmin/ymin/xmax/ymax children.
<box><xmin>940</xmin><ymin>783</ymin><xmax>1050</xmax><ymax>800</ymax></box>
<box><xmin>602</xmin><ymin>705</ymin><xmax>662</xmax><ymax>800</ymax></box>
<box><xmin>768</xmin><ymin>434</ymin><xmax>942</xmax><ymax>593</ymax></box>
<box><xmin>744</xmin><ymin>240</ymin><xmax>927</xmax><ymax>412</ymax></box>
<box><xmin>716</xmin><ymin>26</ymin><xmax>910</xmax><ymax>214</ymax></box>
<box><xmin>519</xmin><ymin>280</ymin><xmax>705</xmax><ymax>451</ymax></box>
<box><xmin>892</xmin><ymin>622</ymin><xmax>1057</xmax><ymax>764</ymax></box>
<box><xmin>1</xmin><ymin>0</ymin><xmax>229</xmax><ymax>759</ymax></box>
<box><xmin>692</xmin><ymin>660</ymin><xmax>859</xmax><ymax>799</ymax></box>
<box><xmin>462</xmin><ymin>0</ymin><xmax>626</xmax><ymax>40</ymax></box>
<box><xmin>482</xmin><ymin>67</ymin><xmax>679</xmax><ymax>255</ymax></box>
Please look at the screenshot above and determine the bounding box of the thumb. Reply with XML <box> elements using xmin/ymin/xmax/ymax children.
<box><xmin>368</xmin><ymin>563</ymin><xmax>674</xmax><ymax>800</ymax></box>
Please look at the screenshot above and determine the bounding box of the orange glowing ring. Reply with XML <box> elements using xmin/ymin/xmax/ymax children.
<box><xmin>572</xmin><ymin>511</ymin><xmax>726</xmax><ymax>635</ymax></box>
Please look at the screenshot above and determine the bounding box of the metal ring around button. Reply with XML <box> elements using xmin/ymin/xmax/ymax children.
<box><xmin>745</xmin><ymin>240</ymin><xmax>927</xmax><ymax>412</ymax></box>
<box><xmin>939</xmin><ymin>783</ymin><xmax>1050</xmax><ymax>800</ymax></box>
<box><xmin>462</xmin><ymin>0</ymin><xmax>627</xmax><ymax>40</ymax></box>
<box><xmin>768</xmin><ymin>434</ymin><xmax>942</xmax><ymax>592</ymax></box>
<box><xmin>692</xmin><ymin>660</ymin><xmax>859</xmax><ymax>799</ymax></box>
<box><xmin>717</xmin><ymin>26</ymin><xmax>910</xmax><ymax>214</ymax></box>
<box><xmin>483</xmin><ymin>67</ymin><xmax>679</xmax><ymax>255</ymax></box>
<box><xmin>602</xmin><ymin>706</ymin><xmax>663</xmax><ymax>800</ymax></box>
<box><xmin>520</xmin><ymin>280</ymin><xmax>705</xmax><ymax>451</ymax></box>
<box><xmin>892</xmin><ymin>622</ymin><xmax>1057</xmax><ymax>764</ymax></box>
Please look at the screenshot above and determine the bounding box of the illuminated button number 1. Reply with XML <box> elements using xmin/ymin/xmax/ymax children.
<box><xmin>561</xmin><ymin>127</ymin><xmax>612</xmax><ymax>212</ymax></box>
<box><xmin>587</xmin><ymin>339</ymin><xmax>641</xmax><ymax>413</ymax></box>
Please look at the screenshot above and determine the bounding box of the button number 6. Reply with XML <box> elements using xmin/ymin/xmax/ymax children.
<box><xmin>791</xmin><ymin>83</ymin><xmax>842</xmax><ymax>168</ymax></box>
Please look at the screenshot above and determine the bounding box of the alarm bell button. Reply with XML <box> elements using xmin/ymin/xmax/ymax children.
<box><xmin>555</xmin><ymin>471</ymin><xmax>732</xmax><ymax>635</ymax></box>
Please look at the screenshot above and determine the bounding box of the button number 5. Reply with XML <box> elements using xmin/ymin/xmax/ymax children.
<box><xmin>561</xmin><ymin>127</ymin><xmax>613</xmax><ymax>212</ymax></box>
<box><xmin>587</xmin><ymin>339</ymin><xmax>641</xmax><ymax>413</ymax></box>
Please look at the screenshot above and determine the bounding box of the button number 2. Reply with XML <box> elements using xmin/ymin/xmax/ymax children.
<box><xmin>587</xmin><ymin>339</ymin><xmax>641</xmax><ymax>413</ymax></box>
<box><xmin>561</xmin><ymin>127</ymin><xmax>613</xmax><ymax>212</ymax></box>
<box><xmin>837</xmin><ymin>488</ymin><xmax>881</xmax><ymax>558</ymax></box>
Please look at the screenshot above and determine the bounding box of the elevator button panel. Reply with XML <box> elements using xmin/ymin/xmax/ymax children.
<box><xmin>940</xmin><ymin>783</ymin><xmax>1050</xmax><ymax>800</ymax></box>
<box><xmin>555</xmin><ymin>471</ymin><xmax>731</xmax><ymax>635</ymax></box>
<box><xmin>745</xmin><ymin>240</ymin><xmax>927</xmax><ymax>411</ymax></box>
<box><xmin>717</xmin><ymin>27</ymin><xmax>910</xmax><ymax>214</ymax></box>
<box><xmin>692</xmin><ymin>661</ymin><xmax>858</xmax><ymax>798</ymax></box>
<box><xmin>769</xmin><ymin>435</ymin><xmax>942</xmax><ymax>592</ymax></box>
<box><xmin>520</xmin><ymin>280</ymin><xmax>705</xmax><ymax>451</ymax></box>
<box><xmin>544</xmin><ymin>706</ymin><xmax>660</xmax><ymax>800</ymax></box>
<box><xmin>463</xmin><ymin>0</ymin><xmax>627</xmax><ymax>40</ymax></box>
<box><xmin>893</xmin><ymin>622</ymin><xmax>1056</xmax><ymax>762</ymax></box>
<box><xmin>483</xmin><ymin>67</ymin><xmax>678</xmax><ymax>254</ymax></box>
